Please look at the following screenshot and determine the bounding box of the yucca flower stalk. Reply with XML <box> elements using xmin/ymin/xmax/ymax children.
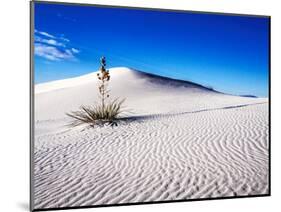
<box><xmin>97</xmin><ymin>56</ymin><xmax>110</xmax><ymax>111</ymax></box>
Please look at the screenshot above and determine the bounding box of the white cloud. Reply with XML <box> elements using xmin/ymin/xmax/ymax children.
<box><xmin>35</xmin><ymin>36</ymin><xmax>65</xmax><ymax>47</ymax></box>
<box><xmin>35</xmin><ymin>43</ymin><xmax>74</xmax><ymax>61</ymax></box>
<box><xmin>71</xmin><ymin>48</ymin><xmax>79</xmax><ymax>53</ymax></box>
<box><xmin>61</xmin><ymin>37</ymin><xmax>70</xmax><ymax>42</ymax></box>
<box><xmin>34</xmin><ymin>29</ymin><xmax>79</xmax><ymax>61</ymax></box>
<box><xmin>35</xmin><ymin>30</ymin><xmax>56</xmax><ymax>39</ymax></box>
<box><xmin>60</xmin><ymin>34</ymin><xmax>70</xmax><ymax>42</ymax></box>
<box><xmin>47</xmin><ymin>39</ymin><xmax>63</xmax><ymax>46</ymax></box>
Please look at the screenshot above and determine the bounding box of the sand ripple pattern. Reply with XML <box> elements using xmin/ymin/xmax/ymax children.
<box><xmin>33</xmin><ymin>102</ymin><xmax>269</xmax><ymax>209</ymax></box>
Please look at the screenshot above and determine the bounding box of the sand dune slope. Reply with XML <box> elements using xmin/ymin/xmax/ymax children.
<box><xmin>33</xmin><ymin>67</ymin><xmax>269</xmax><ymax>209</ymax></box>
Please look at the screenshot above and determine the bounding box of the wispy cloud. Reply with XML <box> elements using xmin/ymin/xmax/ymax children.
<box><xmin>35</xmin><ymin>29</ymin><xmax>56</xmax><ymax>39</ymax></box>
<box><xmin>35</xmin><ymin>43</ymin><xmax>75</xmax><ymax>61</ymax></box>
<box><xmin>34</xmin><ymin>29</ymin><xmax>79</xmax><ymax>61</ymax></box>
<box><xmin>71</xmin><ymin>48</ymin><xmax>80</xmax><ymax>53</ymax></box>
<box><xmin>60</xmin><ymin>36</ymin><xmax>70</xmax><ymax>42</ymax></box>
<box><xmin>35</xmin><ymin>35</ymin><xmax>65</xmax><ymax>47</ymax></box>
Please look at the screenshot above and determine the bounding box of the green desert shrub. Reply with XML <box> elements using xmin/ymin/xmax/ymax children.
<box><xmin>66</xmin><ymin>56</ymin><xmax>126</xmax><ymax>127</ymax></box>
<box><xmin>66</xmin><ymin>98</ymin><xmax>125</xmax><ymax>126</ymax></box>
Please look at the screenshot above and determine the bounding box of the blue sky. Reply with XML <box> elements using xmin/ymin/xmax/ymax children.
<box><xmin>34</xmin><ymin>2</ymin><xmax>269</xmax><ymax>97</ymax></box>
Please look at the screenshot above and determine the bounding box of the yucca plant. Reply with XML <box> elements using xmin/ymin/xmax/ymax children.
<box><xmin>66</xmin><ymin>57</ymin><xmax>126</xmax><ymax>127</ymax></box>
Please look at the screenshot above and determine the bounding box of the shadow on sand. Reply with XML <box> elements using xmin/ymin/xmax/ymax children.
<box><xmin>119</xmin><ymin>102</ymin><xmax>267</xmax><ymax>123</ymax></box>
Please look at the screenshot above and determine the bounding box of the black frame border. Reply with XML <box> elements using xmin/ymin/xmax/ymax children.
<box><xmin>30</xmin><ymin>1</ymin><xmax>271</xmax><ymax>211</ymax></box>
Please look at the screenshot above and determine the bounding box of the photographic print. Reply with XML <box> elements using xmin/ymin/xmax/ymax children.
<box><xmin>31</xmin><ymin>1</ymin><xmax>270</xmax><ymax>211</ymax></box>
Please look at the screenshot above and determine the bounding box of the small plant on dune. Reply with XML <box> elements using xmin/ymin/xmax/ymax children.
<box><xmin>66</xmin><ymin>56</ymin><xmax>126</xmax><ymax>127</ymax></box>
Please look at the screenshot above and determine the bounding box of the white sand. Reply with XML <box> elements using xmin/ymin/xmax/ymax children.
<box><xmin>33</xmin><ymin>67</ymin><xmax>269</xmax><ymax>209</ymax></box>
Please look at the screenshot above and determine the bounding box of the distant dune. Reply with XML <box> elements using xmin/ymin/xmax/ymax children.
<box><xmin>33</xmin><ymin>67</ymin><xmax>269</xmax><ymax>209</ymax></box>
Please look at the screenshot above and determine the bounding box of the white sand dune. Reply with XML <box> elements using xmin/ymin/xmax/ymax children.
<box><xmin>33</xmin><ymin>67</ymin><xmax>269</xmax><ymax>209</ymax></box>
